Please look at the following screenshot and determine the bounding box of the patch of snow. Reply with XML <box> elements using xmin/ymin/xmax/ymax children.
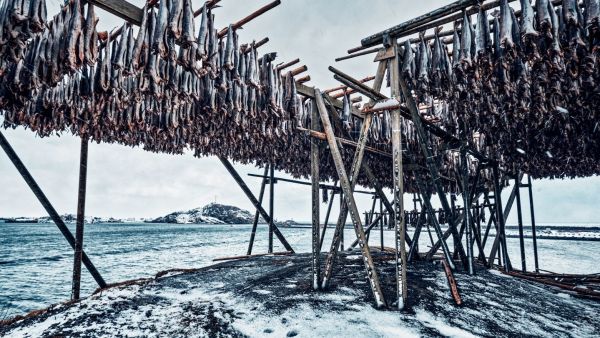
<box><xmin>415</xmin><ymin>309</ymin><xmax>478</xmax><ymax>338</ymax></box>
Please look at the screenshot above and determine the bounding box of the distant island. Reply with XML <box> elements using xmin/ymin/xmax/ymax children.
<box><xmin>0</xmin><ymin>203</ymin><xmax>299</xmax><ymax>226</ymax></box>
<box><xmin>148</xmin><ymin>203</ymin><xmax>260</xmax><ymax>224</ymax></box>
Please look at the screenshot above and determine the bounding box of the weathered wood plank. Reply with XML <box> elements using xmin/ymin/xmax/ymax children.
<box><xmin>88</xmin><ymin>0</ymin><xmax>143</xmax><ymax>26</ymax></box>
<box><xmin>247</xmin><ymin>165</ymin><xmax>270</xmax><ymax>255</ymax></box>
<box><xmin>361</xmin><ymin>0</ymin><xmax>478</xmax><ymax>48</ymax></box>
<box><xmin>296</xmin><ymin>84</ymin><xmax>364</xmax><ymax>118</ymax></box>
<box><xmin>311</xmin><ymin>100</ymin><xmax>321</xmax><ymax>290</ymax></box>
<box><xmin>389</xmin><ymin>40</ymin><xmax>407</xmax><ymax>309</ymax></box>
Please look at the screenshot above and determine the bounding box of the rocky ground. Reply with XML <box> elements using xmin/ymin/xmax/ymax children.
<box><xmin>2</xmin><ymin>251</ymin><xmax>599</xmax><ymax>337</ymax></box>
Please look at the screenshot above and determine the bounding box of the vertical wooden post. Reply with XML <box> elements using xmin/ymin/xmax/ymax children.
<box><xmin>340</xmin><ymin>191</ymin><xmax>344</xmax><ymax>251</ymax></box>
<box><xmin>460</xmin><ymin>148</ymin><xmax>474</xmax><ymax>274</ymax></box>
<box><xmin>515</xmin><ymin>173</ymin><xmax>526</xmax><ymax>271</ymax></box>
<box><xmin>72</xmin><ymin>135</ymin><xmax>89</xmax><ymax>300</ymax></box>
<box><xmin>314</xmin><ymin>90</ymin><xmax>386</xmax><ymax>308</ymax></box>
<box><xmin>527</xmin><ymin>175</ymin><xmax>539</xmax><ymax>272</ymax></box>
<box><xmin>366</xmin><ymin>196</ymin><xmax>377</xmax><ymax>243</ymax></box>
<box><xmin>390</xmin><ymin>39</ymin><xmax>408</xmax><ymax>309</ymax></box>
<box><xmin>379</xmin><ymin>198</ymin><xmax>384</xmax><ymax>251</ymax></box>
<box><xmin>247</xmin><ymin>164</ymin><xmax>270</xmax><ymax>255</ymax></box>
<box><xmin>268</xmin><ymin>165</ymin><xmax>275</xmax><ymax>253</ymax></box>
<box><xmin>492</xmin><ymin>166</ymin><xmax>511</xmax><ymax>271</ymax></box>
<box><xmin>0</xmin><ymin>131</ymin><xmax>107</xmax><ymax>288</ymax></box>
<box><xmin>311</xmin><ymin>100</ymin><xmax>321</xmax><ymax>290</ymax></box>
<box><xmin>319</xmin><ymin>184</ymin><xmax>337</xmax><ymax>251</ymax></box>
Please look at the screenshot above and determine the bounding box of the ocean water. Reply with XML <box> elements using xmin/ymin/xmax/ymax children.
<box><xmin>1</xmin><ymin>222</ymin><xmax>599</xmax><ymax>317</ymax></box>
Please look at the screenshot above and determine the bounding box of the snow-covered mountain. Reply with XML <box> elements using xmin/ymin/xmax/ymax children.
<box><xmin>149</xmin><ymin>203</ymin><xmax>258</xmax><ymax>224</ymax></box>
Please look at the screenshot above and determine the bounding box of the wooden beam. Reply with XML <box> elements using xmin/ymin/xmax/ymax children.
<box><xmin>290</xmin><ymin>65</ymin><xmax>308</xmax><ymax>77</ymax></box>
<box><xmin>88</xmin><ymin>0</ymin><xmax>143</xmax><ymax>26</ymax></box>
<box><xmin>218</xmin><ymin>0</ymin><xmax>282</xmax><ymax>38</ymax></box>
<box><xmin>72</xmin><ymin>136</ymin><xmax>89</xmax><ymax>300</ymax></box>
<box><xmin>311</xmin><ymin>100</ymin><xmax>321</xmax><ymax>290</ymax></box>
<box><xmin>276</xmin><ymin>58</ymin><xmax>300</xmax><ymax>71</ymax></box>
<box><xmin>296</xmin><ymin>84</ymin><xmax>364</xmax><ymax>118</ymax></box>
<box><xmin>389</xmin><ymin>40</ymin><xmax>407</xmax><ymax>309</ymax></box>
<box><xmin>360</xmin><ymin>0</ymin><xmax>478</xmax><ymax>48</ymax></box>
<box><xmin>247</xmin><ymin>165</ymin><xmax>269</xmax><ymax>255</ymax></box>
<box><xmin>324</xmin><ymin>76</ymin><xmax>375</xmax><ymax>94</ymax></box>
<box><xmin>329</xmin><ymin>66</ymin><xmax>387</xmax><ymax>101</ymax></box>
<box><xmin>335</xmin><ymin>47</ymin><xmax>381</xmax><ymax>62</ymax></box>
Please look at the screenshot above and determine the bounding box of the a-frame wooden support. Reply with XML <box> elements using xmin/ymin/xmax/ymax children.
<box><xmin>314</xmin><ymin>89</ymin><xmax>386</xmax><ymax>308</ymax></box>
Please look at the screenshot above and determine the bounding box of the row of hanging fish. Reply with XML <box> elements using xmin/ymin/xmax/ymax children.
<box><xmin>0</xmin><ymin>0</ymin><xmax>47</xmax><ymax>64</ymax></box>
<box><xmin>397</xmin><ymin>0</ymin><xmax>600</xmax><ymax>179</ymax></box>
<box><xmin>0</xmin><ymin>0</ymin><xmax>306</xmax><ymax>163</ymax></box>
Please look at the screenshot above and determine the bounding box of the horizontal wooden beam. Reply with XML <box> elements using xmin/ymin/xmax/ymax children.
<box><xmin>88</xmin><ymin>0</ymin><xmax>143</xmax><ymax>26</ymax></box>
<box><xmin>296</xmin><ymin>84</ymin><xmax>365</xmax><ymax>118</ymax></box>
<box><xmin>360</xmin><ymin>0</ymin><xmax>478</xmax><ymax>48</ymax></box>
<box><xmin>218</xmin><ymin>0</ymin><xmax>281</xmax><ymax>38</ymax></box>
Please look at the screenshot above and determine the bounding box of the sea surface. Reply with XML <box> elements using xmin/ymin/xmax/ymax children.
<box><xmin>1</xmin><ymin>222</ymin><xmax>599</xmax><ymax>317</ymax></box>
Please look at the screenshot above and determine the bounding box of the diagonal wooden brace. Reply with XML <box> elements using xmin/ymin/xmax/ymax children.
<box><xmin>219</xmin><ymin>157</ymin><xmax>294</xmax><ymax>253</ymax></box>
<box><xmin>0</xmin><ymin>131</ymin><xmax>107</xmax><ymax>288</ymax></box>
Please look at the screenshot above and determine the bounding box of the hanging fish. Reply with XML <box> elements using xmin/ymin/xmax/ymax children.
<box><xmin>402</xmin><ymin>40</ymin><xmax>414</xmax><ymax>79</ymax></box>
<box><xmin>224</xmin><ymin>25</ymin><xmax>234</xmax><ymax>70</ymax></box>
<box><xmin>247</xmin><ymin>45</ymin><xmax>259</xmax><ymax>87</ymax></box>
<box><xmin>510</xmin><ymin>7</ymin><xmax>522</xmax><ymax>49</ymax></box>
<box><xmin>519</xmin><ymin>0</ymin><xmax>537</xmax><ymax>37</ymax></box>
<box><xmin>180</xmin><ymin>0</ymin><xmax>195</xmax><ymax>48</ymax></box>
<box><xmin>563</xmin><ymin>0</ymin><xmax>579</xmax><ymax>25</ymax></box>
<box><xmin>99</xmin><ymin>32</ymin><xmax>111</xmax><ymax>92</ymax></box>
<box><xmin>452</xmin><ymin>24</ymin><xmax>460</xmax><ymax>68</ymax></box>
<box><xmin>125</xmin><ymin>23</ymin><xmax>136</xmax><ymax>74</ymax></box>
<box><xmin>417</xmin><ymin>33</ymin><xmax>429</xmax><ymax>84</ymax></box>
<box><xmin>548</xmin><ymin>0</ymin><xmax>562</xmax><ymax>53</ymax></box>
<box><xmin>341</xmin><ymin>93</ymin><xmax>351</xmax><ymax>131</ymax></box>
<box><xmin>474</xmin><ymin>6</ymin><xmax>490</xmax><ymax>59</ymax></box>
<box><xmin>492</xmin><ymin>14</ymin><xmax>503</xmax><ymax>61</ymax></box>
<box><xmin>83</xmin><ymin>4</ymin><xmax>98</xmax><ymax>66</ymax></box>
<box><xmin>536</xmin><ymin>0</ymin><xmax>552</xmax><ymax>32</ymax></box>
<box><xmin>30</xmin><ymin>0</ymin><xmax>47</xmax><ymax>32</ymax></box>
<box><xmin>585</xmin><ymin>0</ymin><xmax>600</xmax><ymax>30</ymax></box>
<box><xmin>132</xmin><ymin>5</ymin><xmax>149</xmax><ymax>70</ymax></box>
<box><xmin>169</xmin><ymin>0</ymin><xmax>184</xmax><ymax>40</ymax></box>
<box><xmin>152</xmin><ymin>0</ymin><xmax>169</xmax><ymax>58</ymax></box>
<box><xmin>196</xmin><ymin>4</ymin><xmax>208</xmax><ymax>60</ymax></box>
<box><xmin>499</xmin><ymin>0</ymin><xmax>514</xmax><ymax>49</ymax></box>
<box><xmin>66</xmin><ymin>0</ymin><xmax>84</xmax><ymax>70</ymax></box>
<box><xmin>113</xmin><ymin>22</ymin><xmax>130</xmax><ymax>70</ymax></box>
<box><xmin>460</xmin><ymin>11</ymin><xmax>473</xmax><ymax>66</ymax></box>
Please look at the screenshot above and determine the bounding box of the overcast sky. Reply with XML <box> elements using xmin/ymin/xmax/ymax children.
<box><xmin>1</xmin><ymin>0</ymin><xmax>599</xmax><ymax>224</ymax></box>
